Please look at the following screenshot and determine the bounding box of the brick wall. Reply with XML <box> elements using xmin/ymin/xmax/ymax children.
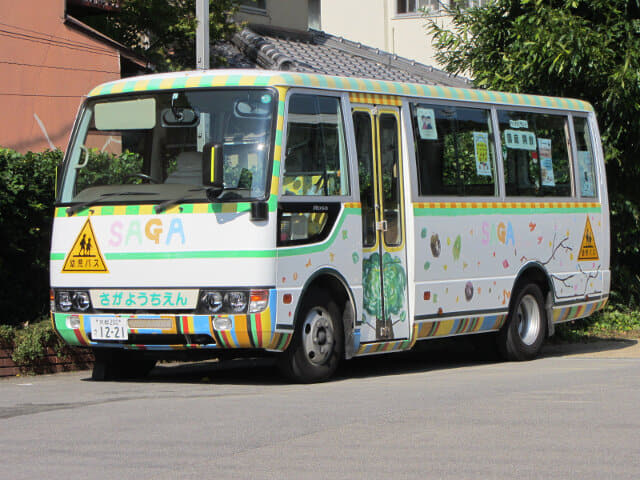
<box><xmin>0</xmin><ymin>347</ymin><xmax>94</xmax><ymax>377</ymax></box>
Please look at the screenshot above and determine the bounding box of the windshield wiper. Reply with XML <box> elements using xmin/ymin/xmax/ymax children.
<box><xmin>66</xmin><ymin>192</ymin><xmax>154</xmax><ymax>216</ymax></box>
<box><xmin>153</xmin><ymin>188</ymin><xmax>211</xmax><ymax>214</ymax></box>
<box><xmin>153</xmin><ymin>186</ymin><xmax>232</xmax><ymax>213</ymax></box>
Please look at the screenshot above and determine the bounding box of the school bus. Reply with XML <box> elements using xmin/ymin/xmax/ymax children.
<box><xmin>50</xmin><ymin>70</ymin><xmax>609</xmax><ymax>382</ymax></box>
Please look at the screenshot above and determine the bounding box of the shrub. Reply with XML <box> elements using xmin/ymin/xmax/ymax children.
<box><xmin>0</xmin><ymin>148</ymin><xmax>60</xmax><ymax>325</ymax></box>
<box><xmin>11</xmin><ymin>320</ymin><xmax>61</xmax><ymax>365</ymax></box>
<box><xmin>0</xmin><ymin>324</ymin><xmax>16</xmax><ymax>348</ymax></box>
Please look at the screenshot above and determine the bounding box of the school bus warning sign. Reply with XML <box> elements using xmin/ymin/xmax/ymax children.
<box><xmin>62</xmin><ymin>219</ymin><xmax>108</xmax><ymax>273</ymax></box>
<box><xmin>578</xmin><ymin>217</ymin><xmax>599</xmax><ymax>261</ymax></box>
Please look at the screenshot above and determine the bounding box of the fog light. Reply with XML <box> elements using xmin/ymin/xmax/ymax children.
<box><xmin>249</xmin><ymin>290</ymin><xmax>269</xmax><ymax>313</ymax></box>
<box><xmin>68</xmin><ymin>315</ymin><xmax>81</xmax><ymax>330</ymax></box>
<box><xmin>225</xmin><ymin>291</ymin><xmax>247</xmax><ymax>313</ymax></box>
<box><xmin>58</xmin><ymin>291</ymin><xmax>72</xmax><ymax>312</ymax></box>
<box><xmin>73</xmin><ymin>291</ymin><xmax>91</xmax><ymax>311</ymax></box>
<box><xmin>202</xmin><ymin>291</ymin><xmax>223</xmax><ymax>313</ymax></box>
<box><xmin>213</xmin><ymin>317</ymin><xmax>232</xmax><ymax>330</ymax></box>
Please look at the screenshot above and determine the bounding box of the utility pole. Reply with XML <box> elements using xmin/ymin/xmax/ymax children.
<box><xmin>196</xmin><ymin>0</ymin><xmax>210</xmax><ymax>70</ymax></box>
<box><xmin>195</xmin><ymin>0</ymin><xmax>210</xmax><ymax>151</ymax></box>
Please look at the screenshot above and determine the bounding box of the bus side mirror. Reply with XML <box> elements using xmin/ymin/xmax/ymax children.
<box><xmin>202</xmin><ymin>143</ymin><xmax>224</xmax><ymax>199</ymax></box>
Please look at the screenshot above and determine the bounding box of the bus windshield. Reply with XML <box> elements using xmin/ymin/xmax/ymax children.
<box><xmin>59</xmin><ymin>88</ymin><xmax>276</xmax><ymax>206</ymax></box>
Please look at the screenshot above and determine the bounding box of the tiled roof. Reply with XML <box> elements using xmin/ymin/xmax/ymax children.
<box><xmin>213</xmin><ymin>24</ymin><xmax>472</xmax><ymax>88</ymax></box>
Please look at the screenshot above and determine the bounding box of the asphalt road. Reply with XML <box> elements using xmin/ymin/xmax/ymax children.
<box><xmin>2</xmin><ymin>339</ymin><xmax>640</xmax><ymax>479</ymax></box>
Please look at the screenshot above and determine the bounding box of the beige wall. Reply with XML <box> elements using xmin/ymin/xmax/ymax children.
<box><xmin>320</xmin><ymin>0</ymin><xmax>453</xmax><ymax>67</ymax></box>
<box><xmin>319</xmin><ymin>0</ymin><xmax>387</xmax><ymax>49</ymax></box>
<box><xmin>235</xmin><ymin>0</ymin><xmax>310</xmax><ymax>30</ymax></box>
<box><xmin>0</xmin><ymin>0</ymin><xmax>121</xmax><ymax>153</ymax></box>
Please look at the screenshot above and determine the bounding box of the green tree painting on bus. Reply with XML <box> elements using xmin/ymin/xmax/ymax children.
<box><xmin>362</xmin><ymin>252</ymin><xmax>407</xmax><ymax>339</ymax></box>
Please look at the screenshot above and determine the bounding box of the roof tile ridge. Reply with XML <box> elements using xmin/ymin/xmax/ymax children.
<box><xmin>232</xmin><ymin>27</ymin><xmax>295</xmax><ymax>70</ymax></box>
<box><xmin>309</xmin><ymin>28</ymin><xmax>471</xmax><ymax>86</ymax></box>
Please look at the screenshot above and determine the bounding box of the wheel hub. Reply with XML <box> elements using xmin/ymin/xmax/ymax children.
<box><xmin>302</xmin><ymin>307</ymin><xmax>334</xmax><ymax>366</ymax></box>
<box><xmin>517</xmin><ymin>294</ymin><xmax>542</xmax><ymax>346</ymax></box>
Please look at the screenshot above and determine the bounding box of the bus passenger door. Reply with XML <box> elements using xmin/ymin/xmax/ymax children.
<box><xmin>353</xmin><ymin>107</ymin><xmax>409</xmax><ymax>342</ymax></box>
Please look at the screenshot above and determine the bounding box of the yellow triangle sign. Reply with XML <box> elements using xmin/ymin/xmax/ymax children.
<box><xmin>578</xmin><ymin>216</ymin><xmax>599</xmax><ymax>261</ymax></box>
<box><xmin>62</xmin><ymin>218</ymin><xmax>109</xmax><ymax>273</ymax></box>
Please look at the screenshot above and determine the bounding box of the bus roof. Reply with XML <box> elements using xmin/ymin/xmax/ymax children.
<box><xmin>88</xmin><ymin>69</ymin><xmax>594</xmax><ymax>113</ymax></box>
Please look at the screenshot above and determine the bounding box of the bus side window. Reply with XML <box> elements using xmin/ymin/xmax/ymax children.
<box><xmin>353</xmin><ymin>111</ymin><xmax>377</xmax><ymax>247</ymax></box>
<box><xmin>573</xmin><ymin>117</ymin><xmax>597</xmax><ymax>198</ymax></box>
<box><xmin>412</xmin><ymin>104</ymin><xmax>497</xmax><ymax>196</ymax></box>
<box><xmin>499</xmin><ymin>111</ymin><xmax>572</xmax><ymax>197</ymax></box>
<box><xmin>282</xmin><ymin>94</ymin><xmax>350</xmax><ymax>196</ymax></box>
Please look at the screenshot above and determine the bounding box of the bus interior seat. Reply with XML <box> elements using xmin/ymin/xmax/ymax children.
<box><xmin>165</xmin><ymin>151</ymin><xmax>202</xmax><ymax>185</ymax></box>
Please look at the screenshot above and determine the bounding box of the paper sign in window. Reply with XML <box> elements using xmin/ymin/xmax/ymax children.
<box><xmin>504</xmin><ymin>129</ymin><xmax>536</xmax><ymax>151</ymax></box>
<box><xmin>538</xmin><ymin>138</ymin><xmax>555</xmax><ymax>186</ymax></box>
<box><xmin>416</xmin><ymin>107</ymin><xmax>438</xmax><ymax>140</ymax></box>
<box><xmin>473</xmin><ymin>131</ymin><xmax>492</xmax><ymax>177</ymax></box>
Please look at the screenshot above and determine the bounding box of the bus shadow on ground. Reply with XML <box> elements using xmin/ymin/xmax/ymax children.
<box><xmin>140</xmin><ymin>336</ymin><xmax>503</xmax><ymax>385</ymax></box>
<box><xmin>105</xmin><ymin>336</ymin><xmax>638</xmax><ymax>385</ymax></box>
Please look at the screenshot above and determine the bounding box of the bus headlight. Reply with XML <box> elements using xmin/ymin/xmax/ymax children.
<box><xmin>57</xmin><ymin>291</ymin><xmax>73</xmax><ymax>312</ymax></box>
<box><xmin>201</xmin><ymin>291</ymin><xmax>224</xmax><ymax>313</ymax></box>
<box><xmin>73</xmin><ymin>292</ymin><xmax>91</xmax><ymax>311</ymax></box>
<box><xmin>199</xmin><ymin>289</ymin><xmax>266</xmax><ymax>314</ymax></box>
<box><xmin>56</xmin><ymin>290</ymin><xmax>92</xmax><ymax>313</ymax></box>
<box><xmin>225</xmin><ymin>291</ymin><xmax>247</xmax><ymax>313</ymax></box>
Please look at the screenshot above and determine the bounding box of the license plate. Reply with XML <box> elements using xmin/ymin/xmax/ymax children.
<box><xmin>91</xmin><ymin>317</ymin><xmax>128</xmax><ymax>340</ymax></box>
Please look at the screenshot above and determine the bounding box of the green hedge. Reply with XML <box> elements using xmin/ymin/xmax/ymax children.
<box><xmin>0</xmin><ymin>148</ymin><xmax>60</xmax><ymax>325</ymax></box>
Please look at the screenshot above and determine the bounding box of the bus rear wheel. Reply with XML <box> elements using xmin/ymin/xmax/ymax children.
<box><xmin>278</xmin><ymin>289</ymin><xmax>344</xmax><ymax>383</ymax></box>
<box><xmin>498</xmin><ymin>283</ymin><xmax>546</xmax><ymax>361</ymax></box>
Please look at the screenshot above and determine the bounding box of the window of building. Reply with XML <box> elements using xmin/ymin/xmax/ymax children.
<box><xmin>398</xmin><ymin>0</ymin><xmax>490</xmax><ymax>15</ymax></box>
<box><xmin>237</xmin><ymin>0</ymin><xmax>266</xmax><ymax>12</ymax></box>
<box><xmin>451</xmin><ymin>0</ymin><xmax>491</xmax><ymax>9</ymax></box>
<box><xmin>411</xmin><ymin>104</ymin><xmax>497</xmax><ymax>196</ymax></box>
<box><xmin>397</xmin><ymin>0</ymin><xmax>441</xmax><ymax>15</ymax></box>
<box><xmin>498</xmin><ymin>110</ymin><xmax>572</xmax><ymax>197</ymax></box>
<box><xmin>282</xmin><ymin>94</ymin><xmax>350</xmax><ymax>196</ymax></box>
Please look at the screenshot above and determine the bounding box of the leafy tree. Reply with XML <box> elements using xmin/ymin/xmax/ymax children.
<box><xmin>427</xmin><ymin>0</ymin><xmax>640</xmax><ymax>305</ymax></box>
<box><xmin>76</xmin><ymin>0</ymin><xmax>239</xmax><ymax>71</ymax></box>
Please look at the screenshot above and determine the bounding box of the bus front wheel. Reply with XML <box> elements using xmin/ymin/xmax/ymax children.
<box><xmin>498</xmin><ymin>283</ymin><xmax>546</xmax><ymax>361</ymax></box>
<box><xmin>278</xmin><ymin>289</ymin><xmax>344</xmax><ymax>383</ymax></box>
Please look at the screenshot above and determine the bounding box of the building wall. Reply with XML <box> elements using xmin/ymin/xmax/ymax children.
<box><xmin>319</xmin><ymin>0</ymin><xmax>387</xmax><ymax>49</ymax></box>
<box><xmin>235</xmin><ymin>0</ymin><xmax>310</xmax><ymax>31</ymax></box>
<box><xmin>0</xmin><ymin>0</ymin><xmax>121</xmax><ymax>153</ymax></box>
<box><xmin>320</xmin><ymin>0</ymin><xmax>454</xmax><ymax>67</ymax></box>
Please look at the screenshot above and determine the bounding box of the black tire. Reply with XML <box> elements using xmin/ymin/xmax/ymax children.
<box><xmin>498</xmin><ymin>283</ymin><xmax>547</xmax><ymax>361</ymax></box>
<box><xmin>91</xmin><ymin>349</ymin><xmax>157</xmax><ymax>381</ymax></box>
<box><xmin>278</xmin><ymin>289</ymin><xmax>344</xmax><ymax>383</ymax></box>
